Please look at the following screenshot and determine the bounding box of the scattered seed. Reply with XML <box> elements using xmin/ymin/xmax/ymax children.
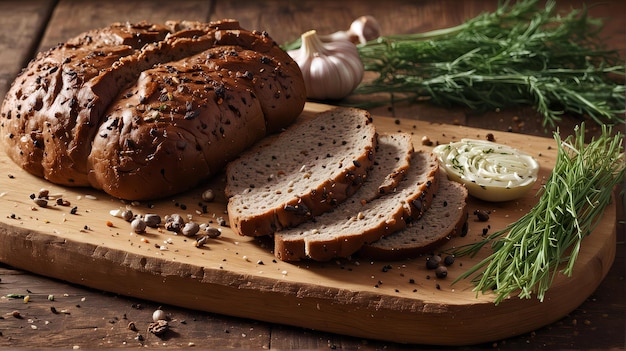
<box><xmin>131</xmin><ymin>218</ymin><xmax>147</xmax><ymax>233</ymax></box>
<box><xmin>148</xmin><ymin>320</ymin><xmax>169</xmax><ymax>336</ymax></box>
<box><xmin>201</xmin><ymin>189</ymin><xmax>215</xmax><ymax>202</ymax></box>
<box><xmin>164</xmin><ymin>214</ymin><xmax>185</xmax><ymax>232</ymax></box>
<box><xmin>56</xmin><ymin>198</ymin><xmax>70</xmax><ymax>206</ymax></box>
<box><xmin>122</xmin><ymin>210</ymin><xmax>134</xmax><ymax>222</ymax></box>
<box><xmin>182</xmin><ymin>222</ymin><xmax>200</xmax><ymax>236</ymax></box>
<box><xmin>204</xmin><ymin>226</ymin><xmax>221</xmax><ymax>238</ymax></box>
<box><xmin>34</xmin><ymin>198</ymin><xmax>48</xmax><ymax>208</ymax></box>
<box><xmin>421</xmin><ymin>135</ymin><xmax>433</xmax><ymax>146</ymax></box>
<box><xmin>152</xmin><ymin>308</ymin><xmax>166</xmax><ymax>322</ymax></box>
<box><xmin>194</xmin><ymin>235</ymin><xmax>209</xmax><ymax>247</ymax></box>
<box><xmin>143</xmin><ymin>214</ymin><xmax>161</xmax><ymax>227</ymax></box>
<box><xmin>38</xmin><ymin>189</ymin><xmax>49</xmax><ymax>198</ymax></box>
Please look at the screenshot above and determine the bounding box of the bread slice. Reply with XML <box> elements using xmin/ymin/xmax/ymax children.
<box><xmin>274</xmin><ymin>150</ymin><xmax>440</xmax><ymax>262</ymax></box>
<box><xmin>359</xmin><ymin>173</ymin><xmax>469</xmax><ymax>260</ymax></box>
<box><xmin>225</xmin><ymin>107</ymin><xmax>378</xmax><ymax>237</ymax></box>
<box><xmin>366</xmin><ymin>132</ymin><xmax>414</xmax><ymax>200</ymax></box>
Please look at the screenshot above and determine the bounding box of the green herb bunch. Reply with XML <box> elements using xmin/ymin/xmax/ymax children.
<box><xmin>354</xmin><ymin>0</ymin><xmax>625</xmax><ymax>127</ymax></box>
<box><xmin>454</xmin><ymin>124</ymin><xmax>625</xmax><ymax>304</ymax></box>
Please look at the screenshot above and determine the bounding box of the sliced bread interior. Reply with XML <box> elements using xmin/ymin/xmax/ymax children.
<box><xmin>372</xmin><ymin>133</ymin><xmax>414</xmax><ymax>198</ymax></box>
<box><xmin>274</xmin><ymin>149</ymin><xmax>440</xmax><ymax>261</ymax></box>
<box><xmin>225</xmin><ymin>107</ymin><xmax>377</xmax><ymax>237</ymax></box>
<box><xmin>359</xmin><ymin>173</ymin><xmax>469</xmax><ymax>260</ymax></box>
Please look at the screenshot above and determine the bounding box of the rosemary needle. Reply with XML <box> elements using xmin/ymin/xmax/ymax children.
<box><xmin>352</xmin><ymin>0</ymin><xmax>625</xmax><ymax>127</ymax></box>
<box><xmin>453</xmin><ymin>123</ymin><xmax>625</xmax><ymax>304</ymax></box>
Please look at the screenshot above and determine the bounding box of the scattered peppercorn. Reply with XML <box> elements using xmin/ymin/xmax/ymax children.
<box><xmin>474</xmin><ymin>209</ymin><xmax>490</xmax><ymax>222</ymax></box>
<box><xmin>435</xmin><ymin>266</ymin><xmax>448</xmax><ymax>278</ymax></box>
<box><xmin>443</xmin><ymin>255</ymin><xmax>455</xmax><ymax>266</ymax></box>
<box><xmin>426</xmin><ymin>255</ymin><xmax>441</xmax><ymax>270</ymax></box>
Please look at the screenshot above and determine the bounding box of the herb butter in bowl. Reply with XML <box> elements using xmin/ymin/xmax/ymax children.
<box><xmin>433</xmin><ymin>139</ymin><xmax>539</xmax><ymax>202</ymax></box>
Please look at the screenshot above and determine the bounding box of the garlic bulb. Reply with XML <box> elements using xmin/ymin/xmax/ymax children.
<box><xmin>324</xmin><ymin>15</ymin><xmax>382</xmax><ymax>45</ymax></box>
<box><xmin>288</xmin><ymin>30</ymin><xmax>364</xmax><ymax>100</ymax></box>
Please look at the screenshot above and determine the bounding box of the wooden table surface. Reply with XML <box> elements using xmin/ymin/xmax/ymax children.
<box><xmin>0</xmin><ymin>0</ymin><xmax>624</xmax><ymax>349</ymax></box>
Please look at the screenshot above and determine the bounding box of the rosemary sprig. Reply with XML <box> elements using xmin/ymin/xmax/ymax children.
<box><xmin>352</xmin><ymin>0</ymin><xmax>625</xmax><ymax>127</ymax></box>
<box><xmin>453</xmin><ymin>123</ymin><xmax>625</xmax><ymax>304</ymax></box>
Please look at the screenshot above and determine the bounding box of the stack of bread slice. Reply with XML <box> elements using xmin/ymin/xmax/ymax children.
<box><xmin>225</xmin><ymin>107</ymin><xmax>469</xmax><ymax>261</ymax></box>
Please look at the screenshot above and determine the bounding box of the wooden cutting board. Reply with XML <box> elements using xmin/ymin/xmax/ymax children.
<box><xmin>0</xmin><ymin>102</ymin><xmax>616</xmax><ymax>346</ymax></box>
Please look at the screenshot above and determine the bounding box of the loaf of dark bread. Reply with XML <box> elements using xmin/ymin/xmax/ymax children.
<box><xmin>0</xmin><ymin>20</ymin><xmax>306</xmax><ymax>200</ymax></box>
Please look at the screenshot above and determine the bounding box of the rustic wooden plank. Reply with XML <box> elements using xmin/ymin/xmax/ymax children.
<box><xmin>0</xmin><ymin>102</ymin><xmax>618</xmax><ymax>346</ymax></box>
<box><xmin>38</xmin><ymin>0</ymin><xmax>216</xmax><ymax>52</ymax></box>
<box><xmin>0</xmin><ymin>0</ymin><xmax>55</xmax><ymax>101</ymax></box>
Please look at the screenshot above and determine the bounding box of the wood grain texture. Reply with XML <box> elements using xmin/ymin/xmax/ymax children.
<box><xmin>0</xmin><ymin>0</ymin><xmax>55</xmax><ymax>103</ymax></box>
<box><xmin>37</xmin><ymin>0</ymin><xmax>215</xmax><ymax>52</ymax></box>
<box><xmin>0</xmin><ymin>0</ymin><xmax>623</xmax><ymax>348</ymax></box>
<box><xmin>0</xmin><ymin>103</ymin><xmax>617</xmax><ymax>346</ymax></box>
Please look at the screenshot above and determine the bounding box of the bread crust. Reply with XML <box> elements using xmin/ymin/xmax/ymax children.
<box><xmin>358</xmin><ymin>174</ymin><xmax>469</xmax><ymax>260</ymax></box>
<box><xmin>274</xmin><ymin>151</ymin><xmax>440</xmax><ymax>262</ymax></box>
<box><xmin>0</xmin><ymin>19</ymin><xmax>306</xmax><ymax>200</ymax></box>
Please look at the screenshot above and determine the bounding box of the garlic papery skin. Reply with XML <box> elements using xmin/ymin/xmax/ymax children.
<box><xmin>288</xmin><ymin>30</ymin><xmax>364</xmax><ymax>100</ymax></box>
<box><xmin>324</xmin><ymin>15</ymin><xmax>382</xmax><ymax>45</ymax></box>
